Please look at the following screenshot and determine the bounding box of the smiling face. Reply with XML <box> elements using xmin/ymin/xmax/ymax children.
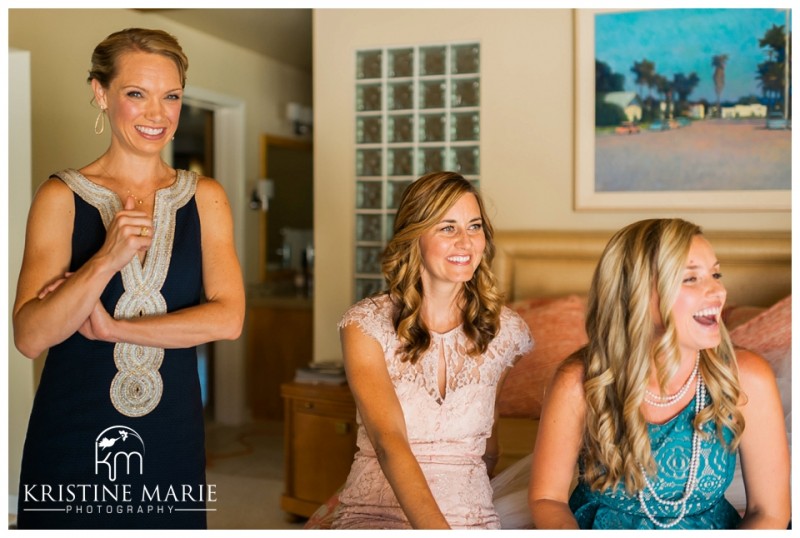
<box><xmin>92</xmin><ymin>51</ymin><xmax>183</xmax><ymax>156</ymax></box>
<box><xmin>666</xmin><ymin>235</ymin><xmax>727</xmax><ymax>357</ymax></box>
<box><xmin>418</xmin><ymin>193</ymin><xmax>486</xmax><ymax>292</ymax></box>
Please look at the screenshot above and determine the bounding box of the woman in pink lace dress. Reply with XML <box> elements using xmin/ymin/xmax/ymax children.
<box><xmin>328</xmin><ymin>171</ymin><xmax>533</xmax><ymax>529</ymax></box>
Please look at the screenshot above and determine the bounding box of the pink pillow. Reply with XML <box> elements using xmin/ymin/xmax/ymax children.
<box><xmin>722</xmin><ymin>304</ymin><xmax>766</xmax><ymax>330</ymax></box>
<box><xmin>728</xmin><ymin>295</ymin><xmax>792</xmax><ymax>418</ymax></box>
<box><xmin>498</xmin><ymin>295</ymin><xmax>588</xmax><ymax>419</ymax></box>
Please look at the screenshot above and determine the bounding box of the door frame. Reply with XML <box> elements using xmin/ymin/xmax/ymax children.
<box><xmin>182</xmin><ymin>86</ymin><xmax>248</xmax><ymax>426</ymax></box>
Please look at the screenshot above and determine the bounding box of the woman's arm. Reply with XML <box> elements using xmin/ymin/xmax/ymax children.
<box><xmin>341</xmin><ymin>323</ymin><xmax>450</xmax><ymax>529</ymax></box>
<box><xmin>528</xmin><ymin>359</ymin><xmax>585</xmax><ymax>529</ymax></box>
<box><xmin>484</xmin><ymin>368</ymin><xmax>512</xmax><ymax>477</ymax></box>
<box><xmin>13</xmin><ymin>179</ymin><xmax>153</xmax><ymax>358</ymax></box>
<box><xmin>734</xmin><ymin>349</ymin><xmax>790</xmax><ymax>529</ymax></box>
<box><xmin>80</xmin><ymin>177</ymin><xmax>245</xmax><ymax>348</ymax></box>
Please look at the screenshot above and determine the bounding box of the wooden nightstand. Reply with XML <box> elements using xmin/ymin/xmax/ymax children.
<box><xmin>280</xmin><ymin>382</ymin><xmax>358</xmax><ymax>518</ymax></box>
<box><xmin>246</xmin><ymin>290</ymin><xmax>313</xmax><ymax>420</ymax></box>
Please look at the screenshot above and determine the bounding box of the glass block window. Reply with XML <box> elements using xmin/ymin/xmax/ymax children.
<box><xmin>354</xmin><ymin>42</ymin><xmax>480</xmax><ymax>301</ymax></box>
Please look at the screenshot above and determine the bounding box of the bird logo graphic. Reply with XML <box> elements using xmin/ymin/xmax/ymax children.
<box><xmin>95</xmin><ymin>426</ymin><xmax>145</xmax><ymax>482</ymax></box>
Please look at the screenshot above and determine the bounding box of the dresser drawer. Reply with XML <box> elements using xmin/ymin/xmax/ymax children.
<box><xmin>280</xmin><ymin>382</ymin><xmax>358</xmax><ymax>518</ymax></box>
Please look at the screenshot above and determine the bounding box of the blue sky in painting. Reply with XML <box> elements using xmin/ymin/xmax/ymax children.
<box><xmin>595</xmin><ymin>8</ymin><xmax>791</xmax><ymax>102</ymax></box>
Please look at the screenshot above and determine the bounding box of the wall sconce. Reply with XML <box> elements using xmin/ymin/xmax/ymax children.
<box><xmin>286</xmin><ymin>102</ymin><xmax>313</xmax><ymax>136</ymax></box>
<box><xmin>249</xmin><ymin>178</ymin><xmax>274</xmax><ymax>212</ymax></box>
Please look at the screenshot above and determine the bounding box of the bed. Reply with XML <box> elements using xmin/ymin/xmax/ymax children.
<box><xmin>492</xmin><ymin>228</ymin><xmax>792</xmax><ymax>515</ymax></box>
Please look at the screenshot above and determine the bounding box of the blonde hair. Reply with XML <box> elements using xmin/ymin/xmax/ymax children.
<box><xmin>88</xmin><ymin>28</ymin><xmax>189</xmax><ymax>89</ymax></box>
<box><xmin>381</xmin><ymin>171</ymin><xmax>503</xmax><ymax>364</ymax></box>
<box><xmin>580</xmin><ymin>218</ymin><xmax>744</xmax><ymax>493</ymax></box>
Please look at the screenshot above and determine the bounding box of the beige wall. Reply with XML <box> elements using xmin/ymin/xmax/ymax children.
<box><xmin>311</xmin><ymin>8</ymin><xmax>791</xmax><ymax>362</ymax></box>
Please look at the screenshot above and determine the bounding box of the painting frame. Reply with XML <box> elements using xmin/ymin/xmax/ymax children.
<box><xmin>574</xmin><ymin>9</ymin><xmax>791</xmax><ymax>212</ymax></box>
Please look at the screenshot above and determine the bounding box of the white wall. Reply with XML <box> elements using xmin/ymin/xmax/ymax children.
<box><xmin>311</xmin><ymin>8</ymin><xmax>791</xmax><ymax>362</ymax></box>
<box><xmin>8</xmin><ymin>47</ymin><xmax>36</xmax><ymax>511</ymax></box>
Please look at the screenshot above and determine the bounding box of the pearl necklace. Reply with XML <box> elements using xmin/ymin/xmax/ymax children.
<box><xmin>644</xmin><ymin>352</ymin><xmax>700</xmax><ymax>407</ymax></box>
<box><xmin>637</xmin><ymin>376</ymin><xmax>706</xmax><ymax>528</ymax></box>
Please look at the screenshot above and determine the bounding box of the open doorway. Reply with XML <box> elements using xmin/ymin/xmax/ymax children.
<box><xmin>178</xmin><ymin>87</ymin><xmax>246</xmax><ymax>426</ymax></box>
<box><xmin>174</xmin><ymin>104</ymin><xmax>214</xmax><ymax>176</ymax></box>
<box><xmin>173</xmin><ymin>103</ymin><xmax>215</xmax><ymax>417</ymax></box>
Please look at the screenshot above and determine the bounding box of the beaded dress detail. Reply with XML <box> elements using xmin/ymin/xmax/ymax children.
<box><xmin>17</xmin><ymin>168</ymin><xmax>207</xmax><ymax>529</ymax></box>
<box><xmin>330</xmin><ymin>294</ymin><xmax>533</xmax><ymax>529</ymax></box>
<box><xmin>58</xmin><ymin>168</ymin><xmax>196</xmax><ymax>417</ymax></box>
<box><xmin>568</xmin><ymin>388</ymin><xmax>742</xmax><ymax>529</ymax></box>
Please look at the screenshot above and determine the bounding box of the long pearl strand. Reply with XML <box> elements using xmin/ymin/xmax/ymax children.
<box><xmin>644</xmin><ymin>352</ymin><xmax>700</xmax><ymax>407</ymax></box>
<box><xmin>637</xmin><ymin>376</ymin><xmax>706</xmax><ymax>528</ymax></box>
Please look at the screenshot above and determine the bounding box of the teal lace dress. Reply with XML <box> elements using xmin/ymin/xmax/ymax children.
<box><xmin>569</xmin><ymin>389</ymin><xmax>742</xmax><ymax>529</ymax></box>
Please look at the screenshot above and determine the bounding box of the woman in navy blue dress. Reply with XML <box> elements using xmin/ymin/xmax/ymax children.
<box><xmin>13</xmin><ymin>28</ymin><xmax>245</xmax><ymax>529</ymax></box>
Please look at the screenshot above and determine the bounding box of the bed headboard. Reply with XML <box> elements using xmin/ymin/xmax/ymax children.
<box><xmin>493</xmin><ymin>229</ymin><xmax>791</xmax><ymax>307</ymax></box>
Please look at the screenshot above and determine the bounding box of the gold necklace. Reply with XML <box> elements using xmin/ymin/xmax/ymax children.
<box><xmin>96</xmin><ymin>161</ymin><xmax>171</xmax><ymax>205</ymax></box>
<box><xmin>125</xmin><ymin>185</ymin><xmax>162</xmax><ymax>206</ymax></box>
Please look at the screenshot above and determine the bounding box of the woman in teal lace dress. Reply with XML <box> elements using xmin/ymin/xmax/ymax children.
<box><xmin>527</xmin><ymin>219</ymin><xmax>789</xmax><ymax>529</ymax></box>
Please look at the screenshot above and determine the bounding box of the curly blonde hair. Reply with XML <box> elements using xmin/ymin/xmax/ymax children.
<box><xmin>580</xmin><ymin>218</ymin><xmax>744</xmax><ymax>493</ymax></box>
<box><xmin>381</xmin><ymin>171</ymin><xmax>503</xmax><ymax>364</ymax></box>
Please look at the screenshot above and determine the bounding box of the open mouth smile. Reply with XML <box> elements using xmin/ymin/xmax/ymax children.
<box><xmin>136</xmin><ymin>125</ymin><xmax>166</xmax><ymax>136</ymax></box>
<box><xmin>447</xmin><ymin>255</ymin><xmax>471</xmax><ymax>264</ymax></box>
<box><xmin>693</xmin><ymin>306</ymin><xmax>721</xmax><ymax>327</ymax></box>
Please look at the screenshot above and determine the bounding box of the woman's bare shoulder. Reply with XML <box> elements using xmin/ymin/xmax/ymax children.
<box><xmin>30</xmin><ymin>176</ymin><xmax>75</xmax><ymax>213</ymax></box>
<box><xmin>734</xmin><ymin>348</ymin><xmax>777</xmax><ymax>391</ymax></box>
<box><xmin>193</xmin><ymin>175</ymin><xmax>233</xmax><ymax>215</ymax></box>
<box><xmin>550</xmin><ymin>351</ymin><xmax>586</xmax><ymax>396</ymax></box>
<box><xmin>194</xmin><ymin>175</ymin><xmax>227</xmax><ymax>196</ymax></box>
<box><xmin>559</xmin><ymin>351</ymin><xmax>586</xmax><ymax>377</ymax></box>
<box><xmin>36</xmin><ymin>175</ymin><xmax>73</xmax><ymax>197</ymax></box>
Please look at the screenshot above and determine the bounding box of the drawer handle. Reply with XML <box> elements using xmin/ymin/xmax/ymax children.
<box><xmin>334</xmin><ymin>422</ymin><xmax>350</xmax><ymax>435</ymax></box>
<box><xmin>303</xmin><ymin>402</ymin><xmax>314</xmax><ymax>410</ymax></box>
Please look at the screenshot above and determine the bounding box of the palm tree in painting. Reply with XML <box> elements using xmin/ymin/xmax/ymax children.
<box><xmin>653</xmin><ymin>74</ymin><xmax>673</xmax><ymax>120</ymax></box>
<box><xmin>712</xmin><ymin>54</ymin><xmax>728</xmax><ymax>118</ymax></box>
<box><xmin>596</xmin><ymin>60</ymin><xmax>625</xmax><ymax>93</ymax></box>
<box><xmin>672</xmin><ymin>72</ymin><xmax>700</xmax><ymax>116</ymax></box>
<box><xmin>631</xmin><ymin>59</ymin><xmax>656</xmax><ymax>120</ymax></box>
<box><xmin>757</xmin><ymin>24</ymin><xmax>790</xmax><ymax>113</ymax></box>
<box><xmin>631</xmin><ymin>59</ymin><xmax>656</xmax><ymax>98</ymax></box>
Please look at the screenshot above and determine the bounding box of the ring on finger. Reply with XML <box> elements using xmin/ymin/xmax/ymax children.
<box><xmin>140</xmin><ymin>226</ymin><xmax>150</xmax><ymax>237</ymax></box>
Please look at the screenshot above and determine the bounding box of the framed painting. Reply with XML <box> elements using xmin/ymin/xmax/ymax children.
<box><xmin>574</xmin><ymin>8</ymin><xmax>791</xmax><ymax>211</ymax></box>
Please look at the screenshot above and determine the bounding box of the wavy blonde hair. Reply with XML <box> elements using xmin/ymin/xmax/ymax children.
<box><xmin>580</xmin><ymin>218</ymin><xmax>744</xmax><ymax>493</ymax></box>
<box><xmin>381</xmin><ymin>171</ymin><xmax>503</xmax><ymax>364</ymax></box>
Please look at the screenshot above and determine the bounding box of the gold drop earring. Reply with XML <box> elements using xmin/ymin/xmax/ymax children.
<box><xmin>94</xmin><ymin>106</ymin><xmax>106</xmax><ymax>135</ymax></box>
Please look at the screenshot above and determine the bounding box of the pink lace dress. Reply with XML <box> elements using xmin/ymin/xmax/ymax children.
<box><xmin>330</xmin><ymin>295</ymin><xmax>533</xmax><ymax>529</ymax></box>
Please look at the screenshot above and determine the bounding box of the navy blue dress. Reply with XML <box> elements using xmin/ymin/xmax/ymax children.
<box><xmin>17</xmin><ymin>169</ymin><xmax>207</xmax><ymax>529</ymax></box>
